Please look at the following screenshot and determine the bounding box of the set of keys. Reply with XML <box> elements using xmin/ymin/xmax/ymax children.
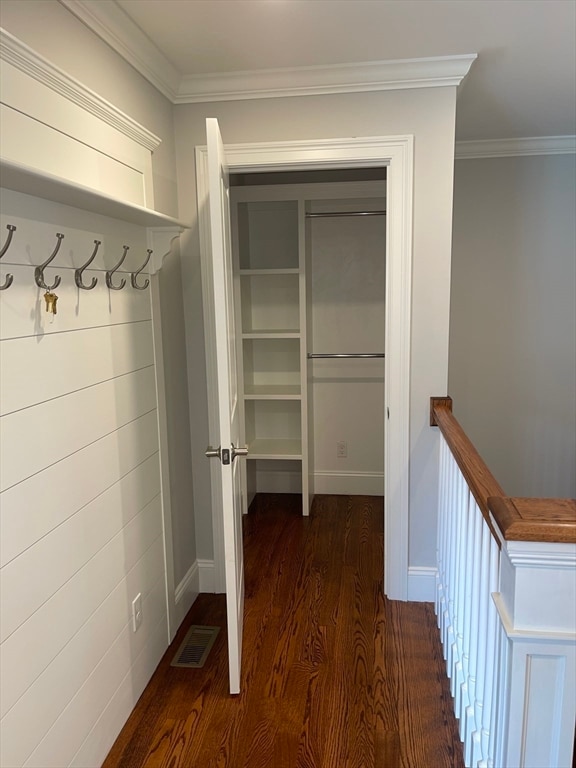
<box><xmin>44</xmin><ymin>290</ymin><xmax>58</xmax><ymax>315</ymax></box>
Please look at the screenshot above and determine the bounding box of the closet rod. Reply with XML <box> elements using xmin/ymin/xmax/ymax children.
<box><xmin>305</xmin><ymin>210</ymin><xmax>386</xmax><ymax>219</ymax></box>
<box><xmin>307</xmin><ymin>353</ymin><xmax>385</xmax><ymax>359</ymax></box>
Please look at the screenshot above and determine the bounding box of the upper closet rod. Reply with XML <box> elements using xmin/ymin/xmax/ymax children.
<box><xmin>307</xmin><ymin>353</ymin><xmax>385</xmax><ymax>359</ymax></box>
<box><xmin>305</xmin><ymin>210</ymin><xmax>386</xmax><ymax>218</ymax></box>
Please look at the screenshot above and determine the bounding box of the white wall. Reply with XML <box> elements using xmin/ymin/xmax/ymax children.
<box><xmin>309</xmin><ymin>201</ymin><xmax>386</xmax><ymax>495</ymax></box>
<box><xmin>174</xmin><ymin>86</ymin><xmax>457</xmax><ymax>571</ymax></box>
<box><xmin>0</xmin><ymin>2</ymin><xmax>198</xmax><ymax>591</ymax></box>
<box><xmin>0</xmin><ymin>0</ymin><xmax>178</xmax><ymax>217</ymax></box>
<box><xmin>0</xmin><ymin>191</ymin><xmax>168</xmax><ymax>767</ymax></box>
<box><xmin>450</xmin><ymin>154</ymin><xmax>576</xmax><ymax>498</ymax></box>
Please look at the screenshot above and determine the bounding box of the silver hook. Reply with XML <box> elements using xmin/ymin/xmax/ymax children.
<box><xmin>105</xmin><ymin>245</ymin><xmax>129</xmax><ymax>290</ymax></box>
<box><xmin>0</xmin><ymin>224</ymin><xmax>16</xmax><ymax>290</ymax></box>
<box><xmin>34</xmin><ymin>233</ymin><xmax>64</xmax><ymax>291</ymax></box>
<box><xmin>130</xmin><ymin>249</ymin><xmax>152</xmax><ymax>290</ymax></box>
<box><xmin>75</xmin><ymin>240</ymin><xmax>101</xmax><ymax>290</ymax></box>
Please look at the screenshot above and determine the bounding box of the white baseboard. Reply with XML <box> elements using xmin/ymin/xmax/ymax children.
<box><xmin>407</xmin><ymin>566</ymin><xmax>437</xmax><ymax>602</ymax></box>
<box><xmin>197</xmin><ymin>559</ymin><xmax>216</xmax><ymax>593</ymax></box>
<box><xmin>173</xmin><ymin>561</ymin><xmax>199</xmax><ymax>627</ymax></box>
<box><xmin>313</xmin><ymin>471</ymin><xmax>384</xmax><ymax>496</ymax></box>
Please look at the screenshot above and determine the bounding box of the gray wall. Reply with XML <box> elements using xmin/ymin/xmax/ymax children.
<box><xmin>450</xmin><ymin>154</ymin><xmax>576</xmax><ymax>498</ymax></box>
<box><xmin>174</xmin><ymin>87</ymin><xmax>458</xmax><ymax>571</ymax></box>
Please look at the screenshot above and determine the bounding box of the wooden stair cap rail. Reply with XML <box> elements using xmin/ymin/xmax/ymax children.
<box><xmin>488</xmin><ymin>497</ymin><xmax>576</xmax><ymax>544</ymax></box>
<box><xmin>430</xmin><ymin>397</ymin><xmax>505</xmax><ymax>542</ymax></box>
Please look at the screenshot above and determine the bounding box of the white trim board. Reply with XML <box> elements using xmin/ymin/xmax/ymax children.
<box><xmin>196</xmin><ymin>134</ymin><xmax>413</xmax><ymax>601</ymax></box>
<box><xmin>456</xmin><ymin>135</ymin><xmax>576</xmax><ymax>159</ymax></box>
<box><xmin>172</xmin><ymin>561</ymin><xmax>199</xmax><ymax>635</ymax></box>
<box><xmin>0</xmin><ymin>28</ymin><xmax>161</xmax><ymax>151</ymax></box>
<box><xmin>57</xmin><ymin>3</ymin><xmax>476</xmax><ymax>103</ymax></box>
<box><xmin>407</xmin><ymin>567</ymin><xmax>437</xmax><ymax>602</ymax></box>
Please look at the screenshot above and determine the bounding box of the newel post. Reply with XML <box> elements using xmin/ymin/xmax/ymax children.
<box><xmin>489</xmin><ymin>497</ymin><xmax>576</xmax><ymax>768</ymax></box>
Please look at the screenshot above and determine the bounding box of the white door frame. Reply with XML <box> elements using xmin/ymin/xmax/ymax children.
<box><xmin>196</xmin><ymin>134</ymin><xmax>413</xmax><ymax>601</ymax></box>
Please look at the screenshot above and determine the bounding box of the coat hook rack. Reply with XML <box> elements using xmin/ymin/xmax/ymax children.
<box><xmin>34</xmin><ymin>232</ymin><xmax>64</xmax><ymax>291</ymax></box>
<box><xmin>75</xmin><ymin>240</ymin><xmax>101</xmax><ymax>290</ymax></box>
<box><xmin>131</xmin><ymin>249</ymin><xmax>152</xmax><ymax>290</ymax></box>
<box><xmin>0</xmin><ymin>224</ymin><xmax>16</xmax><ymax>290</ymax></box>
<box><xmin>105</xmin><ymin>245</ymin><xmax>129</xmax><ymax>290</ymax></box>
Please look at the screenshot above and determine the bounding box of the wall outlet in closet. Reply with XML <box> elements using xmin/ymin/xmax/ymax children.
<box><xmin>132</xmin><ymin>593</ymin><xmax>143</xmax><ymax>632</ymax></box>
<box><xmin>336</xmin><ymin>441</ymin><xmax>348</xmax><ymax>458</ymax></box>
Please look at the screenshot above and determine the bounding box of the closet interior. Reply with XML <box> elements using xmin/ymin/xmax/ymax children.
<box><xmin>230</xmin><ymin>172</ymin><xmax>387</xmax><ymax>515</ymax></box>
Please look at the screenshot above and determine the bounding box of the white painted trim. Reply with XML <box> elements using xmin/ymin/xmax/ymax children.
<box><xmin>52</xmin><ymin>8</ymin><xmax>475</xmax><ymax>104</ymax></box>
<box><xmin>176</xmin><ymin>55</ymin><xmax>476</xmax><ymax>104</ymax></box>
<box><xmin>198</xmin><ymin>559</ymin><xmax>216</xmax><ymax>593</ymax></box>
<box><xmin>174</xmin><ymin>561</ymin><xmax>199</xmax><ymax>605</ymax></box>
<box><xmin>455</xmin><ymin>135</ymin><xmax>576</xmax><ymax>159</ymax></box>
<box><xmin>59</xmin><ymin>0</ymin><xmax>179</xmax><ymax>101</ymax></box>
<box><xmin>149</xmin><ymin>275</ymin><xmax>176</xmax><ymax>643</ymax></box>
<box><xmin>196</xmin><ymin>133</ymin><xmax>413</xmax><ymax>601</ymax></box>
<box><xmin>147</xmin><ymin>227</ymin><xmax>185</xmax><ymax>274</ymax></box>
<box><xmin>173</xmin><ymin>560</ymin><xmax>200</xmax><ymax>630</ymax></box>
<box><xmin>504</xmin><ymin>540</ymin><xmax>576</xmax><ymax>570</ymax></box>
<box><xmin>407</xmin><ymin>567</ymin><xmax>437</xmax><ymax>602</ymax></box>
<box><xmin>0</xmin><ymin>27</ymin><xmax>161</xmax><ymax>151</ymax></box>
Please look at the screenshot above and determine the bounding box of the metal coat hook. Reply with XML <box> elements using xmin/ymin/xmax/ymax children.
<box><xmin>75</xmin><ymin>240</ymin><xmax>101</xmax><ymax>290</ymax></box>
<box><xmin>131</xmin><ymin>249</ymin><xmax>152</xmax><ymax>290</ymax></box>
<box><xmin>0</xmin><ymin>224</ymin><xmax>16</xmax><ymax>290</ymax></box>
<box><xmin>34</xmin><ymin>233</ymin><xmax>64</xmax><ymax>291</ymax></box>
<box><xmin>105</xmin><ymin>245</ymin><xmax>129</xmax><ymax>290</ymax></box>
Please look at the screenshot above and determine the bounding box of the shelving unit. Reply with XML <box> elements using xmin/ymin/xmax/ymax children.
<box><xmin>232</xmin><ymin>196</ymin><xmax>309</xmax><ymax>513</ymax></box>
<box><xmin>231</xmin><ymin>179</ymin><xmax>387</xmax><ymax>516</ymax></box>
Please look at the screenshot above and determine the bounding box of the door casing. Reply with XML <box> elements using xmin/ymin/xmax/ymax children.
<box><xmin>196</xmin><ymin>134</ymin><xmax>413</xmax><ymax>600</ymax></box>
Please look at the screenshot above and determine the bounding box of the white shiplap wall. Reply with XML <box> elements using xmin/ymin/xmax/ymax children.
<box><xmin>0</xmin><ymin>189</ymin><xmax>169</xmax><ymax>767</ymax></box>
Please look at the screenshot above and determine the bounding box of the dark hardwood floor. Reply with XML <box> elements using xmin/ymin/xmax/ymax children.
<box><xmin>103</xmin><ymin>494</ymin><xmax>464</xmax><ymax>767</ymax></box>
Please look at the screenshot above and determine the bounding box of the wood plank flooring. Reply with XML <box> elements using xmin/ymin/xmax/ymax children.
<box><xmin>103</xmin><ymin>494</ymin><xmax>464</xmax><ymax>768</ymax></box>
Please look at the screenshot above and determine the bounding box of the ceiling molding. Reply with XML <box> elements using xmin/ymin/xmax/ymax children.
<box><xmin>59</xmin><ymin>0</ymin><xmax>179</xmax><ymax>101</ymax></box>
<box><xmin>455</xmin><ymin>135</ymin><xmax>576</xmax><ymax>159</ymax></box>
<box><xmin>57</xmin><ymin>2</ymin><xmax>476</xmax><ymax>104</ymax></box>
<box><xmin>175</xmin><ymin>55</ymin><xmax>477</xmax><ymax>104</ymax></box>
<box><xmin>0</xmin><ymin>27</ymin><xmax>161</xmax><ymax>152</ymax></box>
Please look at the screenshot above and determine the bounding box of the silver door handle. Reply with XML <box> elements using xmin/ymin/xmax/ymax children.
<box><xmin>205</xmin><ymin>445</ymin><xmax>221</xmax><ymax>460</ymax></box>
<box><xmin>231</xmin><ymin>443</ymin><xmax>248</xmax><ymax>461</ymax></box>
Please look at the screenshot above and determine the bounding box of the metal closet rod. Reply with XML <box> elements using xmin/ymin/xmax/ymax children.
<box><xmin>307</xmin><ymin>353</ymin><xmax>385</xmax><ymax>359</ymax></box>
<box><xmin>305</xmin><ymin>210</ymin><xmax>386</xmax><ymax>218</ymax></box>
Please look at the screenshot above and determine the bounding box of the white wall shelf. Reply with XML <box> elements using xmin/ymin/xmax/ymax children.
<box><xmin>0</xmin><ymin>159</ymin><xmax>187</xmax><ymax>230</ymax></box>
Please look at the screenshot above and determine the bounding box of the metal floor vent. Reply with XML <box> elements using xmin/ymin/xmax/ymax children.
<box><xmin>171</xmin><ymin>625</ymin><xmax>220</xmax><ymax>669</ymax></box>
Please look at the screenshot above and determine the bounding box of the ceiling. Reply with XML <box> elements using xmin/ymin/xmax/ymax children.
<box><xmin>73</xmin><ymin>0</ymin><xmax>576</xmax><ymax>143</ymax></box>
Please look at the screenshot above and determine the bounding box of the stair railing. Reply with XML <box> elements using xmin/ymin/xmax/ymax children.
<box><xmin>430</xmin><ymin>397</ymin><xmax>576</xmax><ymax>768</ymax></box>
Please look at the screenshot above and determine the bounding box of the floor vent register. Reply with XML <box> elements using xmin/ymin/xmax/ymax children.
<box><xmin>170</xmin><ymin>625</ymin><xmax>220</xmax><ymax>669</ymax></box>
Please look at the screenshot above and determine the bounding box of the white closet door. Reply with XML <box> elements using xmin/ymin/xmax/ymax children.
<box><xmin>205</xmin><ymin>117</ymin><xmax>246</xmax><ymax>695</ymax></box>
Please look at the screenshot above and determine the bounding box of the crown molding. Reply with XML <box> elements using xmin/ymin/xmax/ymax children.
<box><xmin>57</xmin><ymin>2</ymin><xmax>475</xmax><ymax>104</ymax></box>
<box><xmin>0</xmin><ymin>27</ymin><xmax>161</xmax><ymax>152</ymax></box>
<box><xmin>455</xmin><ymin>135</ymin><xmax>576</xmax><ymax>159</ymax></box>
<box><xmin>175</xmin><ymin>54</ymin><xmax>477</xmax><ymax>104</ymax></box>
<box><xmin>58</xmin><ymin>0</ymin><xmax>179</xmax><ymax>101</ymax></box>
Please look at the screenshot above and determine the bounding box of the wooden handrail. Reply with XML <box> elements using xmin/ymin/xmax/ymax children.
<box><xmin>431</xmin><ymin>396</ymin><xmax>576</xmax><ymax>545</ymax></box>
<box><xmin>430</xmin><ymin>396</ymin><xmax>504</xmax><ymax>542</ymax></box>
<box><xmin>488</xmin><ymin>496</ymin><xmax>576</xmax><ymax>544</ymax></box>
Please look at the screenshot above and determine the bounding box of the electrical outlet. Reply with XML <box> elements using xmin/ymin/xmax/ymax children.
<box><xmin>132</xmin><ymin>593</ymin><xmax>143</xmax><ymax>632</ymax></box>
<box><xmin>336</xmin><ymin>440</ymin><xmax>347</xmax><ymax>458</ymax></box>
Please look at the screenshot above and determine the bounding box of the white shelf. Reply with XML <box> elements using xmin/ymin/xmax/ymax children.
<box><xmin>0</xmin><ymin>158</ymin><xmax>189</xmax><ymax>229</ymax></box>
<box><xmin>247</xmin><ymin>439</ymin><xmax>302</xmax><ymax>460</ymax></box>
<box><xmin>244</xmin><ymin>384</ymin><xmax>301</xmax><ymax>399</ymax></box>
<box><xmin>242</xmin><ymin>330</ymin><xmax>300</xmax><ymax>339</ymax></box>
<box><xmin>239</xmin><ymin>268</ymin><xmax>299</xmax><ymax>276</ymax></box>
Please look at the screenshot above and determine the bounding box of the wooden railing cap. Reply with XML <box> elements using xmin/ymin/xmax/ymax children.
<box><xmin>488</xmin><ymin>496</ymin><xmax>576</xmax><ymax>544</ymax></box>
